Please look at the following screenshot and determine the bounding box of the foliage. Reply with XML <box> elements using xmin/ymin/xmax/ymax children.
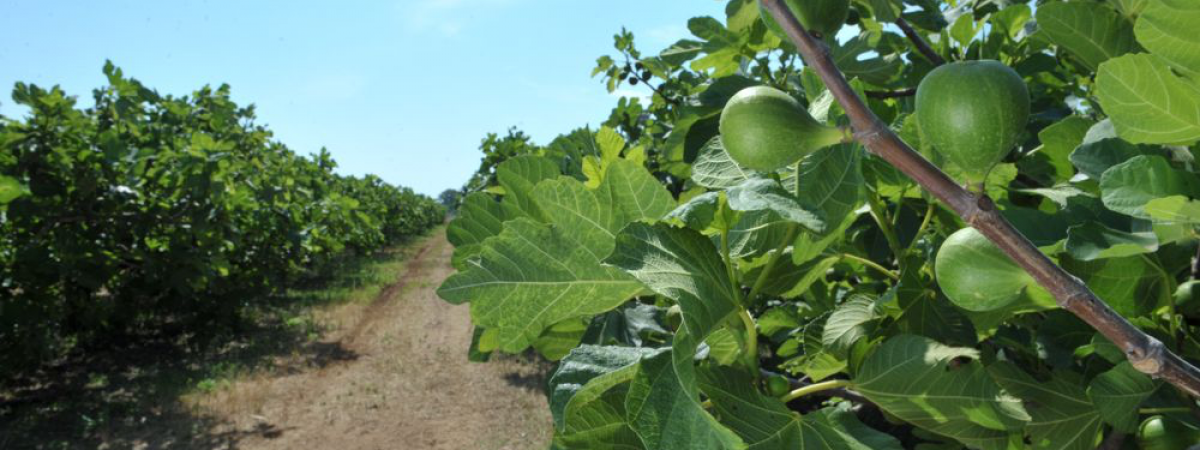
<box><xmin>0</xmin><ymin>63</ymin><xmax>444</xmax><ymax>374</ymax></box>
<box><xmin>441</xmin><ymin>0</ymin><xmax>1200</xmax><ymax>447</ymax></box>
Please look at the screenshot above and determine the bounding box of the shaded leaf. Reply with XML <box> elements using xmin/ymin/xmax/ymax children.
<box><xmin>989</xmin><ymin>363</ymin><xmax>1104</xmax><ymax>450</ymax></box>
<box><xmin>853</xmin><ymin>335</ymin><xmax>1029</xmax><ymax>449</ymax></box>
<box><xmin>1087</xmin><ymin>362</ymin><xmax>1157</xmax><ymax>432</ymax></box>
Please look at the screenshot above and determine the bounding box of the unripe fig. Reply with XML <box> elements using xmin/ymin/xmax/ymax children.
<box><xmin>1139</xmin><ymin>416</ymin><xmax>1200</xmax><ymax>450</ymax></box>
<box><xmin>1175</xmin><ymin>280</ymin><xmax>1200</xmax><ymax>317</ymax></box>
<box><xmin>759</xmin><ymin>0</ymin><xmax>850</xmax><ymax>38</ymax></box>
<box><xmin>936</xmin><ymin>228</ymin><xmax>1039</xmax><ymax>312</ymax></box>
<box><xmin>766</xmin><ymin>374</ymin><xmax>791</xmax><ymax>397</ymax></box>
<box><xmin>719</xmin><ymin>86</ymin><xmax>846</xmax><ymax>172</ymax></box>
<box><xmin>916</xmin><ymin>60</ymin><xmax>1029</xmax><ymax>185</ymax></box>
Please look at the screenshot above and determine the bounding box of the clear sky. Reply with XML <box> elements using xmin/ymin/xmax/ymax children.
<box><xmin>0</xmin><ymin>0</ymin><xmax>726</xmax><ymax>196</ymax></box>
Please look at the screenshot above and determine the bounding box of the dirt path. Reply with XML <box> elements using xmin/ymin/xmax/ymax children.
<box><xmin>198</xmin><ymin>232</ymin><xmax>553</xmax><ymax>450</ymax></box>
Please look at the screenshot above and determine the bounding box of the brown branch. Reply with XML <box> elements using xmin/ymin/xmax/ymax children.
<box><xmin>895</xmin><ymin>17</ymin><xmax>946</xmax><ymax>66</ymax></box>
<box><xmin>761</xmin><ymin>0</ymin><xmax>1200</xmax><ymax>397</ymax></box>
<box><xmin>865</xmin><ymin>87</ymin><xmax>917</xmax><ymax>99</ymax></box>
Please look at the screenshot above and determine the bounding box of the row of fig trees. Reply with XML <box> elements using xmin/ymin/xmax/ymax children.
<box><xmin>0</xmin><ymin>63</ymin><xmax>445</xmax><ymax>376</ymax></box>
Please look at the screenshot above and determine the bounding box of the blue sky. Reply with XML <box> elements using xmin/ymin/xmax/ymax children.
<box><xmin>0</xmin><ymin>0</ymin><xmax>726</xmax><ymax>196</ymax></box>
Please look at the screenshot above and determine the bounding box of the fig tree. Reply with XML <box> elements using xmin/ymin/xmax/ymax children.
<box><xmin>719</xmin><ymin>86</ymin><xmax>846</xmax><ymax>172</ymax></box>
<box><xmin>759</xmin><ymin>0</ymin><xmax>850</xmax><ymax>38</ymax></box>
<box><xmin>916</xmin><ymin>60</ymin><xmax>1029</xmax><ymax>185</ymax></box>
<box><xmin>936</xmin><ymin>228</ymin><xmax>1037</xmax><ymax>312</ymax></box>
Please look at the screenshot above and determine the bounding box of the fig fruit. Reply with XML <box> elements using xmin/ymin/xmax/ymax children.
<box><xmin>1139</xmin><ymin>416</ymin><xmax>1200</xmax><ymax>450</ymax></box>
<box><xmin>1175</xmin><ymin>280</ymin><xmax>1200</xmax><ymax>318</ymax></box>
<box><xmin>759</xmin><ymin>0</ymin><xmax>850</xmax><ymax>38</ymax></box>
<box><xmin>766</xmin><ymin>374</ymin><xmax>791</xmax><ymax>397</ymax></box>
<box><xmin>719</xmin><ymin>86</ymin><xmax>846</xmax><ymax>172</ymax></box>
<box><xmin>916</xmin><ymin>60</ymin><xmax>1029</xmax><ymax>185</ymax></box>
<box><xmin>936</xmin><ymin>228</ymin><xmax>1041</xmax><ymax>312</ymax></box>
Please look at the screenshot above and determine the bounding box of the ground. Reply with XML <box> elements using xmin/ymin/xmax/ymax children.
<box><xmin>0</xmin><ymin>231</ymin><xmax>553</xmax><ymax>450</ymax></box>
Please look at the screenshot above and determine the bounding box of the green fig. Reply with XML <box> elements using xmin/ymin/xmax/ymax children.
<box><xmin>916</xmin><ymin>60</ymin><xmax>1029</xmax><ymax>185</ymax></box>
<box><xmin>1139</xmin><ymin>416</ymin><xmax>1200</xmax><ymax>450</ymax></box>
<box><xmin>1174</xmin><ymin>280</ymin><xmax>1200</xmax><ymax>318</ymax></box>
<box><xmin>935</xmin><ymin>228</ymin><xmax>1046</xmax><ymax>312</ymax></box>
<box><xmin>759</xmin><ymin>0</ymin><xmax>850</xmax><ymax>38</ymax></box>
<box><xmin>765</xmin><ymin>374</ymin><xmax>791</xmax><ymax>397</ymax></box>
<box><xmin>719</xmin><ymin>86</ymin><xmax>846</xmax><ymax>172</ymax></box>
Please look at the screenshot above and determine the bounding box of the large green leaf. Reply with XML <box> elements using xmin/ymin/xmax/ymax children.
<box><xmin>666</xmin><ymin>192</ymin><xmax>721</xmax><ymax>231</ymax></box>
<box><xmin>1113</xmin><ymin>0</ymin><xmax>1150</xmax><ymax>17</ymax></box>
<box><xmin>438</xmin><ymin>159</ymin><xmax>674</xmax><ymax>352</ymax></box>
<box><xmin>607</xmin><ymin>223</ymin><xmax>748</xmax><ymax>449</ymax></box>
<box><xmin>692</xmin><ymin>136</ymin><xmax>753</xmax><ymax>189</ymax></box>
<box><xmin>822</xmin><ymin>295</ymin><xmax>880</xmax><ymax>358</ymax></box>
<box><xmin>726</xmin><ymin>178</ymin><xmax>825</xmax><ymax>233</ymax></box>
<box><xmin>728</xmin><ymin>210</ymin><xmax>795</xmax><ymax>259</ymax></box>
<box><xmin>1035</xmin><ymin>116</ymin><xmax>1093</xmax><ymax>180</ymax></box>
<box><xmin>1064</xmin><ymin>222</ymin><xmax>1158</xmax><ymax>261</ymax></box>
<box><xmin>556</xmin><ymin>353</ymin><xmax>650</xmax><ymax>449</ymax></box>
<box><xmin>1068</xmin><ymin>121</ymin><xmax>1155</xmax><ymax>180</ymax></box>
<box><xmin>1145</xmin><ymin>195</ymin><xmax>1200</xmax><ymax>224</ymax></box>
<box><xmin>743</xmin><ymin>253</ymin><xmax>840</xmax><ymax>299</ymax></box>
<box><xmin>1100</xmin><ymin>155</ymin><xmax>1200</xmax><ymax>218</ymax></box>
<box><xmin>549</xmin><ymin>345</ymin><xmax>661</xmax><ymax>430</ymax></box>
<box><xmin>496</xmin><ymin>155</ymin><xmax>561</xmax><ymax>220</ymax></box>
<box><xmin>853</xmin><ymin>335</ymin><xmax>1029</xmax><ymax>450</ymax></box>
<box><xmin>601</xmin><ymin>160</ymin><xmax>678</xmax><ymax>225</ymax></box>
<box><xmin>438</xmin><ymin>218</ymin><xmax>644</xmax><ymax>351</ymax></box>
<box><xmin>697</xmin><ymin>366</ymin><xmax>903</xmax><ymax>450</ymax></box>
<box><xmin>1035</xmin><ymin>1</ymin><xmax>1140</xmax><ymax>71</ymax></box>
<box><xmin>1096</xmin><ymin>53</ymin><xmax>1200</xmax><ymax>144</ymax></box>
<box><xmin>1087</xmin><ymin>362</ymin><xmax>1157</xmax><ymax>432</ymax></box>
<box><xmin>989</xmin><ymin>363</ymin><xmax>1104</xmax><ymax>450</ymax></box>
<box><xmin>623</xmin><ymin>349</ymin><xmax>745</xmax><ymax>449</ymax></box>
<box><xmin>1061</xmin><ymin>254</ymin><xmax>1170</xmax><ymax>318</ymax></box>
<box><xmin>533</xmin><ymin>319</ymin><xmax>590</xmax><ymax>361</ymax></box>
<box><xmin>793</xmin><ymin>144</ymin><xmax>863</xmax><ymax>237</ymax></box>
<box><xmin>783</xmin><ymin>312</ymin><xmax>848</xmax><ymax>382</ymax></box>
<box><xmin>446</xmin><ymin>192</ymin><xmax>522</xmax><ymax>267</ymax></box>
<box><xmin>1135</xmin><ymin>0</ymin><xmax>1200</xmax><ymax>78</ymax></box>
<box><xmin>608</xmin><ymin>223</ymin><xmax>741</xmax><ymax>347</ymax></box>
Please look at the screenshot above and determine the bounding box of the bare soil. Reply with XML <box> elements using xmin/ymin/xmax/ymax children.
<box><xmin>0</xmin><ymin>231</ymin><xmax>553</xmax><ymax>449</ymax></box>
<box><xmin>195</xmin><ymin>232</ymin><xmax>553</xmax><ymax>450</ymax></box>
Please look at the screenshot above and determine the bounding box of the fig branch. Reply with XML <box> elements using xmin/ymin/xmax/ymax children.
<box><xmin>895</xmin><ymin>17</ymin><xmax>945</xmax><ymax>65</ymax></box>
<box><xmin>760</xmin><ymin>0</ymin><xmax>1200</xmax><ymax>397</ymax></box>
